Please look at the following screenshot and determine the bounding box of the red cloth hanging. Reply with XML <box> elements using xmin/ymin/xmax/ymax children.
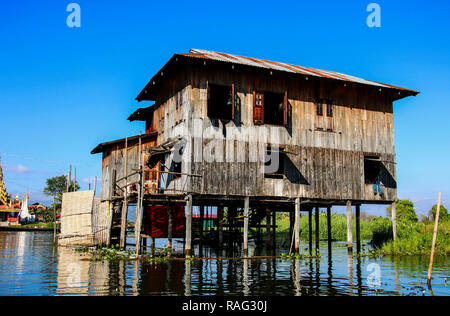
<box><xmin>144</xmin><ymin>204</ymin><xmax>185</xmax><ymax>238</ymax></box>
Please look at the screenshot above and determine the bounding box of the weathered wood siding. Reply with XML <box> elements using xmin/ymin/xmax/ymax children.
<box><xmin>184</xmin><ymin>66</ymin><xmax>397</xmax><ymax>202</ymax></box>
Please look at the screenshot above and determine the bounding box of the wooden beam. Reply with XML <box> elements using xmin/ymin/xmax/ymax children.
<box><xmin>167</xmin><ymin>203</ymin><xmax>173</xmax><ymax>256</ymax></box>
<box><xmin>392</xmin><ymin>201</ymin><xmax>397</xmax><ymax>241</ymax></box>
<box><xmin>185</xmin><ymin>194</ymin><xmax>193</xmax><ymax>258</ymax></box>
<box><xmin>294</xmin><ymin>198</ymin><xmax>301</xmax><ymax>254</ymax></box>
<box><xmin>308</xmin><ymin>208</ymin><xmax>313</xmax><ymax>255</ymax></box>
<box><xmin>266</xmin><ymin>208</ymin><xmax>271</xmax><ymax>248</ymax></box>
<box><xmin>243</xmin><ymin>197</ymin><xmax>249</xmax><ymax>256</ymax></box>
<box><xmin>119</xmin><ymin>138</ymin><xmax>128</xmax><ymax>249</ymax></box>
<box><xmin>218</xmin><ymin>205</ymin><xmax>224</xmax><ymax>247</ymax></box>
<box><xmin>315</xmin><ymin>206</ymin><xmax>320</xmax><ymax>252</ymax></box>
<box><xmin>428</xmin><ymin>192</ymin><xmax>442</xmax><ymax>286</ymax></box>
<box><xmin>199</xmin><ymin>204</ymin><xmax>204</xmax><ymax>247</ymax></box>
<box><xmin>135</xmin><ymin>133</ymin><xmax>143</xmax><ymax>256</ymax></box>
<box><xmin>327</xmin><ymin>206</ymin><xmax>332</xmax><ymax>253</ymax></box>
<box><xmin>346</xmin><ymin>200</ymin><xmax>353</xmax><ymax>253</ymax></box>
<box><xmin>356</xmin><ymin>204</ymin><xmax>361</xmax><ymax>253</ymax></box>
<box><xmin>272</xmin><ymin>209</ymin><xmax>276</xmax><ymax>249</ymax></box>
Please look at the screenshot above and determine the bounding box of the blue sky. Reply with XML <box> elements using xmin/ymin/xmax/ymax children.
<box><xmin>0</xmin><ymin>0</ymin><xmax>449</xmax><ymax>216</ymax></box>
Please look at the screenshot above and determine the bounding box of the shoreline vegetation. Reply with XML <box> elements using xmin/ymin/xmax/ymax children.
<box><xmin>71</xmin><ymin>199</ymin><xmax>449</xmax><ymax>260</ymax></box>
<box><xmin>274</xmin><ymin>200</ymin><xmax>449</xmax><ymax>257</ymax></box>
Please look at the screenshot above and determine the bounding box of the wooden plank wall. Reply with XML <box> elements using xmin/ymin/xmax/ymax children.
<box><xmin>185</xmin><ymin>65</ymin><xmax>397</xmax><ymax>202</ymax></box>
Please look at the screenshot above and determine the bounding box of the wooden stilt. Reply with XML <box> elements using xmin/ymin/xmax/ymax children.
<box><xmin>392</xmin><ymin>200</ymin><xmax>397</xmax><ymax>241</ymax></box>
<box><xmin>119</xmin><ymin>138</ymin><xmax>128</xmax><ymax>249</ymax></box>
<box><xmin>266</xmin><ymin>208</ymin><xmax>271</xmax><ymax>248</ymax></box>
<box><xmin>315</xmin><ymin>206</ymin><xmax>320</xmax><ymax>252</ymax></box>
<box><xmin>327</xmin><ymin>206</ymin><xmax>332</xmax><ymax>253</ymax></box>
<box><xmin>167</xmin><ymin>203</ymin><xmax>173</xmax><ymax>256</ymax></box>
<box><xmin>346</xmin><ymin>200</ymin><xmax>353</xmax><ymax>253</ymax></box>
<box><xmin>199</xmin><ymin>204</ymin><xmax>204</xmax><ymax>247</ymax></box>
<box><xmin>135</xmin><ymin>134</ymin><xmax>143</xmax><ymax>256</ymax></box>
<box><xmin>356</xmin><ymin>204</ymin><xmax>361</xmax><ymax>254</ymax></box>
<box><xmin>185</xmin><ymin>194</ymin><xmax>193</xmax><ymax>258</ymax></box>
<box><xmin>272</xmin><ymin>210</ymin><xmax>276</xmax><ymax>249</ymax></box>
<box><xmin>243</xmin><ymin>197</ymin><xmax>249</xmax><ymax>256</ymax></box>
<box><xmin>294</xmin><ymin>198</ymin><xmax>301</xmax><ymax>254</ymax></box>
<box><xmin>308</xmin><ymin>208</ymin><xmax>313</xmax><ymax>255</ymax></box>
<box><xmin>289</xmin><ymin>210</ymin><xmax>294</xmax><ymax>245</ymax></box>
<box><xmin>218</xmin><ymin>205</ymin><xmax>224</xmax><ymax>247</ymax></box>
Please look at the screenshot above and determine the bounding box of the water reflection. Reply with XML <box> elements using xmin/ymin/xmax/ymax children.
<box><xmin>0</xmin><ymin>232</ymin><xmax>448</xmax><ymax>296</ymax></box>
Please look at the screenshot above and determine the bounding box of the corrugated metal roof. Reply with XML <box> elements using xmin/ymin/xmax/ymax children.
<box><xmin>178</xmin><ymin>48</ymin><xmax>418</xmax><ymax>94</ymax></box>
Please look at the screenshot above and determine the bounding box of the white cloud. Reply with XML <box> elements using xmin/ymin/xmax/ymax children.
<box><xmin>5</xmin><ymin>164</ymin><xmax>31</xmax><ymax>174</ymax></box>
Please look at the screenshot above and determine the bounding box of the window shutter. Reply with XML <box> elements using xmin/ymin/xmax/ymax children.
<box><xmin>253</xmin><ymin>90</ymin><xmax>264</xmax><ymax>125</ymax></box>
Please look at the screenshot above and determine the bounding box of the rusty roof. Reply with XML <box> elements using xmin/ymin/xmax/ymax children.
<box><xmin>186</xmin><ymin>49</ymin><xmax>419</xmax><ymax>94</ymax></box>
<box><xmin>91</xmin><ymin>132</ymin><xmax>157</xmax><ymax>154</ymax></box>
<box><xmin>137</xmin><ymin>48</ymin><xmax>419</xmax><ymax>101</ymax></box>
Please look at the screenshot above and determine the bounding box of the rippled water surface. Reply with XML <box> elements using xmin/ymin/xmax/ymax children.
<box><xmin>0</xmin><ymin>231</ymin><xmax>448</xmax><ymax>296</ymax></box>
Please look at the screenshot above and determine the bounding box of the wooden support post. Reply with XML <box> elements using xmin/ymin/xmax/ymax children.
<box><xmin>294</xmin><ymin>198</ymin><xmax>301</xmax><ymax>254</ymax></box>
<box><xmin>289</xmin><ymin>211</ymin><xmax>294</xmax><ymax>244</ymax></box>
<box><xmin>167</xmin><ymin>203</ymin><xmax>173</xmax><ymax>256</ymax></box>
<box><xmin>315</xmin><ymin>206</ymin><xmax>320</xmax><ymax>252</ymax></box>
<box><xmin>308</xmin><ymin>208</ymin><xmax>313</xmax><ymax>255</ymax></box>
<box><xmin>428</xmin><ymin>192</ymin><xmax>442</xmax><ymax>286</ymax></box>
<box><xmin>67</xmin><ymin>165</ymin><xmax>72</xmax><ymax>192</ymax></box>
<box><xmin>392</xmin><ymin>201</ymin><xmax>397</xmax><ymax>241</ymax></box>
<box><xmin>185</xmin><ymin>194</ymin><xmax>193</xmax><ymax>258</ymax></box>
<box><xmin>356</xmin><ymin>204</ymin><xmax>361</xmax><ymax>254</ymax></box>
<box><xmin>243</xmin><ymin>197</ymin><xmax>249</xmax><ymax>256</ymax></box>
<box><xmin>327</xmin><ymin>206</ymin><xmax>332</xmax><ymax>253</ymax></box>
<box><xmin>93</xmin><ymin>176</ymin><xmax>97</xmax><ymax>196</ymax></box>
<box><xmin>346</xmin><ymin>200</ymin><xmax>353</xmax><ymax>253</ymax></box>
<box><xmin>218</xmin><ymin>205</ymin><xmax>224</xmax><ymax>247</ymax></box>
<box><xmin>135</xmin><ymin>134</ymin><xmax>143</xmax><ymax>256</ymax></box>
<box><xmin>199</xmin><ymin>205</ymin><xmax>204</xmax><ymax>247</ymax></box>
<box><xmin>119</xmin><ymin>138</ymin><xmax>128</xmax><ymax>249</ymax></box>
<box><xmin>272</xmin><ymin>210</ymin><xmax>276</xmax><ymax>249</ymax></box>
<box><xmin>266</xmin><ymin>208</ymin><xmax>271</xmax><ymax>248</ymax></box>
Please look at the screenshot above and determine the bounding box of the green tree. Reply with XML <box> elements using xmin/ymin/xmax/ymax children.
<box><xmin>43</xmin><ymin>175</ymin><xmax>80</xmax><ymax>203</ymax></box>
<box><xmin>387</xmin><ymin>199</ymin><xmax>418</xmax><ymax>223</ymax></box>
<box><xmin>428</xmin><ymin>204</ymin><xmax>449</xmax><ymax>222</ymax></box>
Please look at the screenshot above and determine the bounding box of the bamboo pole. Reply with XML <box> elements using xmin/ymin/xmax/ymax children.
<box><xmin>327</xmin><ymin>206</ymin><xmax>332</xmax><ymax>252</ymax></box>
<box><xmin>199</xmin><ymin>204</ymin><xmax>204</xmax><ymax>247</ymax></box>
<box><xmin>243</xmin><ymin>197</ymin><xmax>249</xmax><ymax>256</ymax></box>
<box><xmin>120</xmin><ymin>138</ymin><xmax>128</xmax><ymax>249</ymax></box>
<box><xmin>218</xmin><ymin>205</ymin><xmax>224</xmax><ymax>248</ymax></box>
<box><xmin>392</xmin><ymin>200</ymin><xmax>397</xmax><ymax>241</ymax></box>
<box><xmin>294</xmin><ymin>198</ymin><xmax>300</xmax><ymax>254</ymax></box>
<box><xmin>427</xmin><ymin>192</ymin><xmax>442</xmax><ymax>286</ymax></box>
<box><xmin>67</xmin><ymin>165</ymin><xmax>72</xmax><ymax>192</ymax></box>
<box><xmin>185</xmin><ymin>194</ymin><xmax>193</xmax><ymax>258</ymax></box>
<box><xmin>315</xmin><ymin>206</ymin><xmax>320</xmax><ymax>252</ymax></box>
<box><xmin>53</xmin><ymin>195</ymin><xmax>57</xmax><ymax>244</ymax></box>
<box><xmin>346</xmin><ymin>200</ymin><xmax>353</xmax><ymax>253</ymax></box>
<box><xmin>308</xmin><ymin>208</ymin><xmax>313</xmax><ymax>255</ymax></box>
<box><xmin>135</xmin><ymin>133</ymin><xmax>143</xmax><ymax>256</ymax></box>
<box><xmin>167</xmin><ymin>203</ymin><xmax>173</xmax><ymax>256</ymax></box>
<box><xmin>266</xmin><ymin>208</ymin><xmax>271</xmax><ymax>248</ymax></box>
<box><xmin>272</xmin><ymin>210</ymin><xmax>276</xmax><ymax>249</ymax></box>
<box><xmin>356</xmin><ymin>204</ymin><xmax>361</xmax><ymax>254</ymax></box>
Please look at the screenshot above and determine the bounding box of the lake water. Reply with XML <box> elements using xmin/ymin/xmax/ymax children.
<box><xmin>0</xmin><ymin>231</ymin><xmax>448</xmax><ymax>296</ymax></box>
